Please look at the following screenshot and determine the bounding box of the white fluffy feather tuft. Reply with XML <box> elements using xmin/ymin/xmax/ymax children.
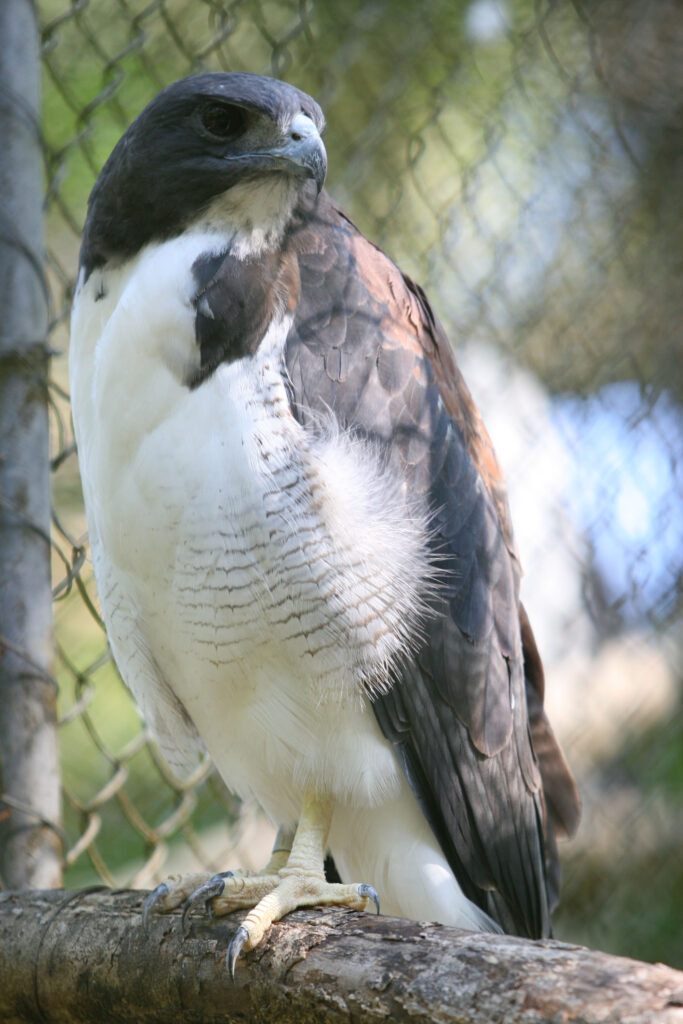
<box><xmin>301</xmin><ymin>421</ymin><xmax>437</xmax><ymax>700</ymax></box>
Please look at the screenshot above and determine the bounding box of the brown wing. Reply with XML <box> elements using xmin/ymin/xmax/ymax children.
<box><xmin>284</xmin><ymin>192</ymin><xmax>579</xmax><ymax>936</ymax></box>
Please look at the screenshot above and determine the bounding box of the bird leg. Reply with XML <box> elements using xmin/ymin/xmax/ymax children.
<box><xmin>223</xmin><ymin>790</ymin><xmax>379</xmax><ymax>974</ymax></box>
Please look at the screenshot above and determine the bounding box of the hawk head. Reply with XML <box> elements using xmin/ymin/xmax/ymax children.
<box><xmin>80</xmin><ymin>73</ymin><xmax>327</xmax><ymax>277</ymax></box>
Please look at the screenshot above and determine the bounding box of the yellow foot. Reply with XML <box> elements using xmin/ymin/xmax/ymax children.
<box><xmin>142</xmin><ymin>827</ymin><xmax>294</xmax><ymax>935</ymax></box>
<box><xmin>223</xmin><ymin>791</ymin><xmax>379</xmax><ymax>977</ymax></box>
<box><xmin>226</xmin><ymin>874</ymin><xmax>379</xmax><ymax>978</ymax></box>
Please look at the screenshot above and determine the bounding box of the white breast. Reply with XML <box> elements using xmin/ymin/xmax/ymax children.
<box><xmin>69</xmin><ymin>231</ymin><xmax>432</xmax><ymax>821</ymax></box>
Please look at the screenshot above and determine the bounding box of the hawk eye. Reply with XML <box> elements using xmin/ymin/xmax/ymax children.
<box><xmin>200</xmin><ymin>102</ymin><xmax>247</xmax><ymax>140</ymax></box>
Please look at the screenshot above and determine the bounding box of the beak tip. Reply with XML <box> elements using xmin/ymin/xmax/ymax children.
<box><xmin>315</xmin><ymin>157</ymin><xmax>327</xmax><ymax>195</ymax></box>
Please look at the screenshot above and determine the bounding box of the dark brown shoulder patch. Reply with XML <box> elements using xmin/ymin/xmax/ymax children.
<box><xmin>189</xmin><ymin>247</ymin><xmax>298</xmax><ymax>387</ymax></box>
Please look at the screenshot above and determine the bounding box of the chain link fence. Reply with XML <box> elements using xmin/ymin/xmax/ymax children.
<box><xmin>5</xmin><ymin>0</ymin><xmax>682</xmax><ymax>970</ymax></box>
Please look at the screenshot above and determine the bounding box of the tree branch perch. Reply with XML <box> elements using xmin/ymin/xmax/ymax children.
<box><xmin>0</xmin><ymin>890</ymin><xmax>681</xmax><ymax>1023</ymax></box>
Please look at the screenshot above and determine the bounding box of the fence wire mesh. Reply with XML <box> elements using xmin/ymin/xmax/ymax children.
<box><xmin>30</xmin><ymin>0</ymin><xmax>683</xmax><ymax>969</ymax></box>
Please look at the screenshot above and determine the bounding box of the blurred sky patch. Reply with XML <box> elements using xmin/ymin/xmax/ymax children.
<box><xmin>553</xmin><ymin>383</ymin><xmax>683</xmax><ymax>627</ymax></box>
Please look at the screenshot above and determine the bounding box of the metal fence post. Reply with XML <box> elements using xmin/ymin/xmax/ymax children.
<box><xmin>0</xmin><ymin>0</ymin><xmax>61</xmax><ymax>889</ymax></box>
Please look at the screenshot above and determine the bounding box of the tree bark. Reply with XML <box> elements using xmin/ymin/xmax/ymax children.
<box><xmin>0</xmin><ymin>0</ymin><xmax>61</xmax><ymax>890</ymax></box>
<box><xmin>0</xmin><ymin>890</ymin><xmax>681</xmax><ymax>1023</ymax></box>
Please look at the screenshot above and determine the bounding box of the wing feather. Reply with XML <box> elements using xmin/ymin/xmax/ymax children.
<box><xmin>284</xmin><ymin>192</ymin><xmax>578</xmax><ymax>937</ymax></box>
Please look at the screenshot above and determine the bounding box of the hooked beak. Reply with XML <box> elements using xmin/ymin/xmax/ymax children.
<box><xmin>271</xmin><ymin>112</ymin><xmax>327</xmax><ymax>194</ymax></box>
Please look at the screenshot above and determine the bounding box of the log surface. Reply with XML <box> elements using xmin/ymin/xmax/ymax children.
<box><xmin>0</xmin><ymin>889</ymin><xmax>681</xmax><ymax>1023</ymax></box>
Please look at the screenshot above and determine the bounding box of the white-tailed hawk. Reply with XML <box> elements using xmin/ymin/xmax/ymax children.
<box><xmin>69</xmin><ymin>72</ymin><xmax>580</xmax><ymax>974</ymax></box>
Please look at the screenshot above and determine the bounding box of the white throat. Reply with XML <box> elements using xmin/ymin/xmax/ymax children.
<box><xmin>195</xmin><ymin>175</ymin><xmax>302</xmax><ymax>260</ymax></box>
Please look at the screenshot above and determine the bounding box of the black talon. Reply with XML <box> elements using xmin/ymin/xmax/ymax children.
<box><xmin>181</xmin><ymin>872</ymin><xmax>232</xmax><ymax>935</ymax></box>
<box><xmin>206</xmin><ymin>870</ymin><xmax>234</xmax><ymax>922</ymax></box>
<box><xmin>358</xmin><ymin>883</ymin><xmax>380</xmax><ymax>915</ymax></box>
<box><xmin>227</xmin><ymin>925</ymin><xmax>249</xmax><ymax>981</ymax></box>
<box><xmin>142</xmin><ymin>882</ymin><xmax>168</xmax><ymax>936</ymax></box>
